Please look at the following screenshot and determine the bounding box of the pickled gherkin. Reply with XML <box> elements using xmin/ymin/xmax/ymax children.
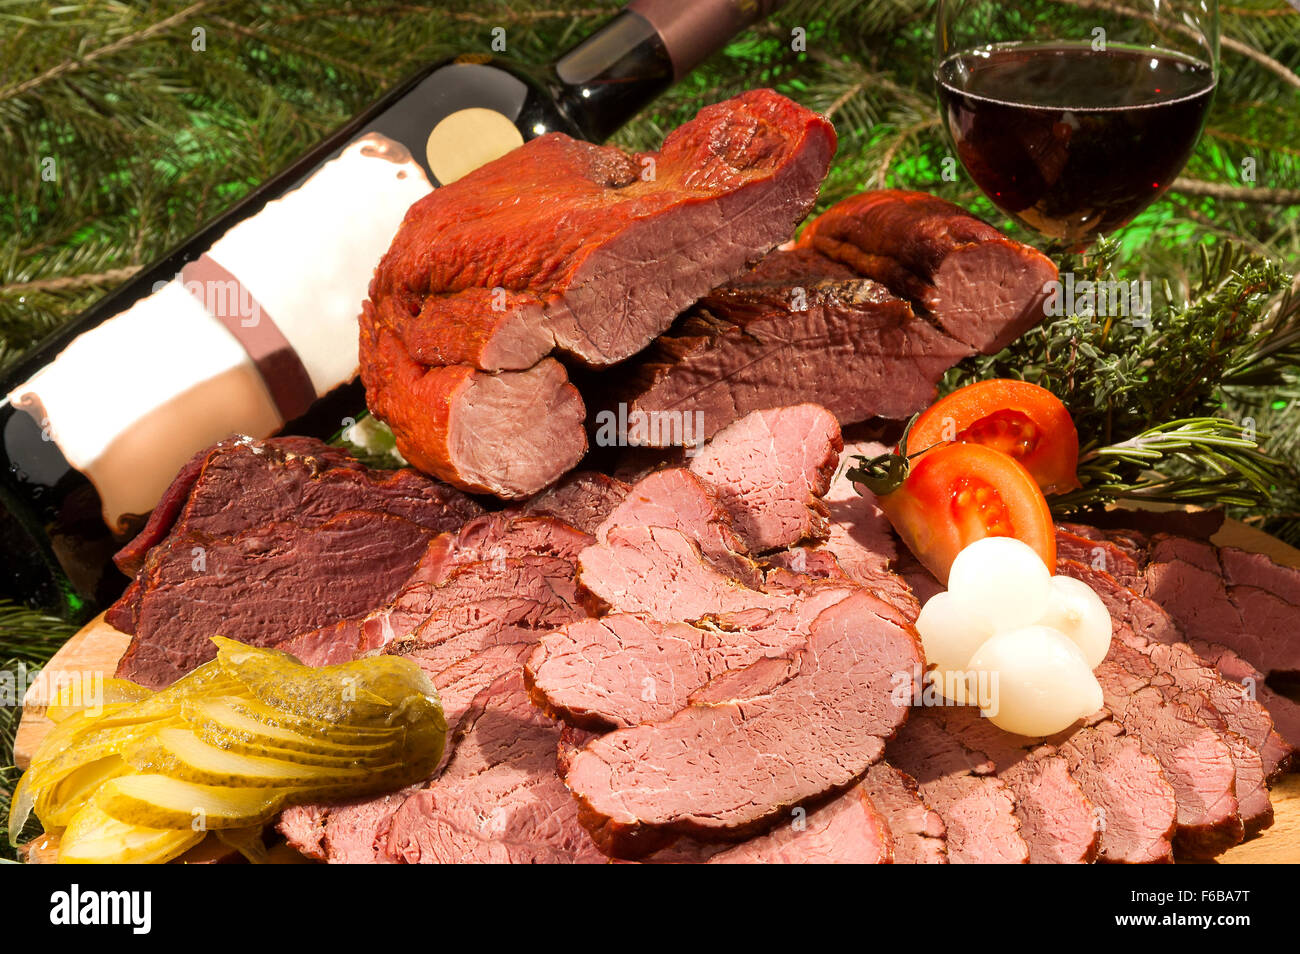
<box><xmin>9</xmin><ymin>637</ymin><xmax>447</xmax><ymax>863</ymax></box>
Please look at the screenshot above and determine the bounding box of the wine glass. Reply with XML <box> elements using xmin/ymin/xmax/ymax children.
<box><xmin>934</xmin><ymin>0</ymin><xmax>1219</xmax><ymax>249</ymax></box>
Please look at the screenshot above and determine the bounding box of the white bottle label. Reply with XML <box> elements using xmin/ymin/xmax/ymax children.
<box><xmin>6</xmin><ymin>133</ymin><xmax>432</xmax><ymax>531</ymax></box>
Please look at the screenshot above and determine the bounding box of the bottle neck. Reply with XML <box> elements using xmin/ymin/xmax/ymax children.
<box><xmin>554</xmin><ymin>0</ymin><xmax>783</xmax><ymax>142</ymax></box>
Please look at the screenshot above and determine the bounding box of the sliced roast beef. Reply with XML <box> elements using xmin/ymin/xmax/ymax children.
<box><xmin>887</xmin><ymin>713</ymin><xmax>1029</xmax><ymax>864</ymax></box>
<box><xmin>361</xmin><ymin>90</ymin><xmax>836</xmax><ymax>497</ymax></box>
<box><xmin>706</xmin><ymin>783</ymin><xmax>892</xmax><ymax>864</ymax></box>
<box><xmin>108</xmin><ymin>437</ymin><xmax>481</xmax><ymax>688</ymax></box>
<box><xmin>605</xmin><ymin>267</ymin><xmax>970</xmax><ymax>446</ymax></box>
<box><xmin>1078</xmin><ymin>507</ymin><xmax>1224</xmax><ymax>541</ymax></box>
<box><xmin>795</xmin><ymin>189</ymin><xmax>1057</xmax><ymax>353</ymax></box>
<box><xmin>523</xmin><ymin>470</ymin><xmax>630</xmax><ymax>534</ymax></box>
<box><xmin>1194</xmin><ymin>642</ymin><xmax>1300</xmax><ymax>770</ymax></box>
<box><xmin>1055</xmin><ymin>526</ymin><xmax>1145</xmax><ymax>591</ymax></box>
<box><xmin>381</xmin><ymin>559</ymin><xmax>587</xmax><ymax>675</ymax></box>
<box><xmin>577</xmin><ymin>525</ymin><xmax>791</xmax><ymax>621</ymax></box>
<box><xmin>1060</xmin><ymin>558</ymin><xmax>1290</xmax><ymax>785</ymax></box>
<box><xmin>1050</xmin><ymin>720</ymin><xmax>1177</xmax><ymax>864</ymax></box>
<box><xmin>1093</xmin><ymin>655</ymin><xmax>1243</xmax><ymax>856</ymax></box>
<box><xmin>279</xmin><ymin>790</ymin><xmax>414</xmax><ymax>865</ymax></box>
<box><xmin>892</xmin><ymin>548</ymin><xmax>945</xmax><ymax>606</ymax></box>
<box><xmin>279</xmin><ymin>642</ymin><xmax>537</xmax><ymax>861</ymax></box>
<box><xmin>408</xmin><ymin>512</ymin><xmax>592</xmax><ymax>621</ymax></box>
<box><xmin>931</xmin><ymin>706</ymin><xmax>1098</xmax><ymax>864</ymax></box>
<box><xmin>428</xmin><ymin>643</ymin><xmax>536</xmax><ymax>738</ymax></box>
<box><xmin>1143</xmin><ymin>538</ymin><xmax>1300</xmax><ymax>677</ymax></box>
<box><xmin>526</xmin><ymin>585</ymin><xmax>855</xmax><ymax>730</ymax></box>
<box><xmin>819</xmin><ymin>440</ymin><xmax>921</xmax><ymax>617</ymax></box>
<box><xmin>764</xmin><ymin>547</ymin><xmax>854</xmax><ymax>584</ymax></box>
<box><xmin>688</xmin><ymin>404</ymin><xmax>843</xmax><ymax>551</ymax></box>
<box><xmin>860</xmin><ymin>762</ymin><xmax>948</xmax><ymax>864</ymax></box>
<box><xmin>382</xmin><ymin>672</ymin><xmax>605</xmax><ymax>863</ymax></box>
<box><xmin>1220</xmin><ymin>545</ymin><xmax>1300</xmax><ymax>603</ymax></box>
<box><xmin>564</xmin><ymin>591</ymin><xmax>921</xmax><ymax>857</ymax></box>
<box><xmin>596</xmin><ymin>467</ymin><xmax>760</xmax><ymax>586</ymax></box>
<box><xmin>638</xmin><ymin>780</ymin><xmax>894</xmax><ymax>865</ymax></box>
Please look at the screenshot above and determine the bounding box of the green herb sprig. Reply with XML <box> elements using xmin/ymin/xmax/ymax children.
<box><xmin>946</xmin><ymin>242</ymin><xmax>1300</xmax><ymax>532</ymax></box>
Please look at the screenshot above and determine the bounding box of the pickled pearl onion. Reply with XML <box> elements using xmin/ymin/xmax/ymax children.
<box><xmin>946</xmin><ymin>536</ymin><xmax>1053</xmax><ymax>632</ymax></box>
<box><xmin>1037</xmin><ymin>574</ymin><xmax>1113</xmax><ymax>668</ymax></box>
<box><xmin>969</xmin><ymin>625</ymin><xmax>1105</xmax><ymax>737</ymax></box>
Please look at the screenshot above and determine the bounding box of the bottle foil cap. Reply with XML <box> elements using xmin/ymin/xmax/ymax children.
<box><xmin>629</xmin><ymin>0</ymin><xmax>787</xmax><ymax>79</ymax></box>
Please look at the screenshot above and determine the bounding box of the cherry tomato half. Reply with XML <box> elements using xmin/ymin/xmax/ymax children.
<box><xmin>907</xmin><ymin>379</ymin><xmax>1080</xmax><ymax>494</ymax></box>
<box><xmin>877</xmin><ymin>442</ymin><xmax>1057</xmax><ymax>584</ymax></box>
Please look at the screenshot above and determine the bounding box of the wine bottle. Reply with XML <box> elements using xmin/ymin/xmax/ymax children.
<box><xmin>0</xmin><ymin>0</ymin><xmax>786</xmax><ymax>618</ymax></box>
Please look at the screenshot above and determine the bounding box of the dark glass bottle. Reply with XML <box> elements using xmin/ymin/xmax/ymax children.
<box><xmin>0</xmin><ymin>0</ymin><xmax>785</xmax><ymax>618</ymax></box>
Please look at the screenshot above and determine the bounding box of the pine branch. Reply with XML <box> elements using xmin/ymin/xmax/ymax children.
<box><xmin>1172</xmin><ymin>178</ymin><xmax>1300</xmax><ymax>204</ymax></box>
<box><xmin>0</xmin><ymin>1</ymin><xmax>218</xmax><ymax>102</ymax></box>
<box><xmin>0</xmin><ymin>266</ymin><xmax>140</xmax><ymax>297</ymax></box>
<box><xmin>1045</xmin><ymin>0</ymin><xmax>1300</xmax><ymax>89</ymax></box>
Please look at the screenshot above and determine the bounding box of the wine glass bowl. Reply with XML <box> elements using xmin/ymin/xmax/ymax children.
<box><xmin>934</xmin><ymin>0</ymin><xmax>1219</xmax><ymax>248</ymax></box>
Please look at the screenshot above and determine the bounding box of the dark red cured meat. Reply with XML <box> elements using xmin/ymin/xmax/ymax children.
<box><xmin>108</xmin><ymin>436</ymin><xmax>479</xmax><ymax>687</ymax></box>
<box><xmin>604</xmin><ymin>263</ymin><xmax>971</xmax><ymax>445</ymax></box>
<box><xmin>795</xmin><ymin>189</ymin><xmax>1058</xmax><ymax>353</ymax></box>
<box><xmin>361</xmin><ymin>90</ymin><xmax>836</xmax><ymax>498</ymax></box>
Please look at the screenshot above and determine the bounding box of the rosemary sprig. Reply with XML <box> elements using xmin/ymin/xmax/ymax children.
<box><xmin>1052</xmin><ymin>418</ymin><xmax>1289</xmax><ymax>511</ymax></box>
<box><xmin>946</xmin><ymin>241</ymin><xmax>1300</xmax><ymax>520</ymax></box>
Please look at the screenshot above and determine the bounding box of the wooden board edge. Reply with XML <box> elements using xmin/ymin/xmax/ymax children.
<box><xmin>13</xmin><ymin>613</ymin><xmax>132</xmax><ymax>770</ymax></box>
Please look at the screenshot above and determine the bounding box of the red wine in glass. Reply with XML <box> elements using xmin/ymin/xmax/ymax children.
<box><xmin>937</xmin><ymin>42</ymin><xmax>1216</xmax><ymax>247</ymax></box>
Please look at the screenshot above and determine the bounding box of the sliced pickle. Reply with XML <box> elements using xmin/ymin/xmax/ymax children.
<box><xmin>37</xmin><ymin>756</ymin><xmax>130</xmax><ymax>830</ymax></box>
<box><xmin>218</xmin><ymin>696</ymin><xmax>401</xmax><ymax>742</ymax></box>
<box><xmin>29</xmin><ymin>704</ymin><xmax>136</xmax><ymax>765</ymax></box>
<box><xmin>96</xmin><ymin>775</ymin><xmax>286</xmax><ymax>831</ymax></box>
<box><xmin>126</xmin><ymin>728</ymin><xmax>389</xmax><ymax>788</ymax></box>
<box><xmin>58</xmin><ymin>804</ymin><xmax>205</xmax><ymax>864</ymax></box>
<box><xmin>213</xmin><ymin>636</ymin><xmax>438</xmax><ymax>726</ymax></box>
<box><xmin>186</xmin><ymin>697</ymin><xmax>402</xmax><ymax>753</ymax></box>
<box><xmin>189</xmin><ymin>720</ymin><xmax>401</xmax><ymax>770</ymax></box>
<box><xmin>25</xmin><ymin>718</ymin><xmax>183</xmax><ymax>823</ymax></box>
<box><xmin>7</xmin><ymin>768</ymin><xmax>35</xmax><ymax>846</ymax></box>
<box><xmin>45</xmin><ymin>679</ymin><xmax>154</xmax><ymax>723</ymax></box>
<box><xmin>15</xmin><ymin>637</ymin><xmax>447</xmax><ymax>862</ymax></box>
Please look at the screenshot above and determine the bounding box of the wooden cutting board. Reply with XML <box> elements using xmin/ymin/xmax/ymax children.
<box><xmin>14</xmin><ymin>520</ymin><xmax>1300</xmax><ymax>863</ymax></box>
